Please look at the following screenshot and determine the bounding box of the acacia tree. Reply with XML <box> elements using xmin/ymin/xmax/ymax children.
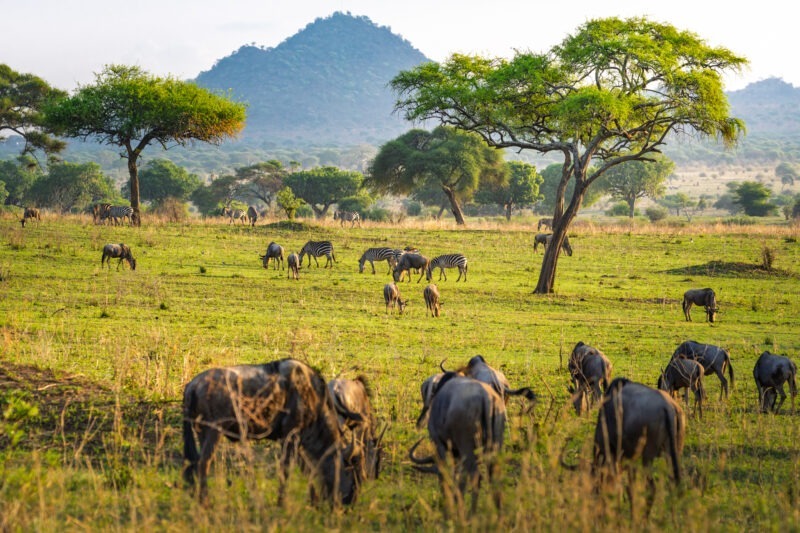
<box><xmin>475</xmin><ymin>160</ymin><xmax>542</xmax><ymax>220</ymax></box>
<box><xmin>775</xmin><ymin>162</ymin><xmax>798</xmax><ymax>189</ymax></box>
<box><xmin>0</xmin><ymin>64</ymin><xmax>66</xmax><ymax>160</ymax></box>
<box><xmin>367</xmin><ymin>126</ymin><xmax>507</xmax><ymax>225</ymax></box>
<box><xmin>236</xmin><ymin>160</ymin><xmax>287</xmax><ymax>208</ymax></box>
<box><xmin>284</xmin><ymin>166</ymin><xmax>363</xmax><ymax>219</ymax></box>
<box><xmin>391</xmin><ymin>17</ymin><xmax>747</xmax><ymax>293</ymax></box>
<box><xmin>44</xmin><ymin>65</ymin><xmax>246</xmax><ymax>225</ymax></box>
<box><xmin>604</xmin><ymin>155</ymin><xmax>673</xmax><ymax>218</ymax></box>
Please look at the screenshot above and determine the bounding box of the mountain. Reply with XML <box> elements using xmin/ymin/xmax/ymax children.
<box><xmin>726</xmin><ymin>77</ymin><xmax>800</xmax><ymax>136</ymax></box>
<box><xmin>195</xmin><ymin>12</ymin><xmax>430</xmax><ymax>147</ymax></box>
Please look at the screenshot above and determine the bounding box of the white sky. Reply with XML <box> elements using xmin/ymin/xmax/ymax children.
<box><xmin>2</xmin><ymin>0</ymin><xmax>792</xmax><ymax>92</ymax></box>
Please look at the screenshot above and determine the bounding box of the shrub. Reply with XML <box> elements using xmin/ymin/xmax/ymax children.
<box><xmin>645</xmin><ymin>206</ymin><xmax>668</xmax><ymax>222</ymax></box>
<box><xmin>152</xmin><ymin>198</ymin><xmax>190</xmax><ymax>222</ymax></box>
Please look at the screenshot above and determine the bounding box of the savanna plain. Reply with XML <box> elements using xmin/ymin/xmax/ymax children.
<box><xmin>1</xmin><ymin>213</ymin><xmax>799</xmax><ymax>532</ymax></box>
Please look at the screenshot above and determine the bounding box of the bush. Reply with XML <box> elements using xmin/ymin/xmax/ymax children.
<box><xmin>152</xmin><ymin>198</ymin><xmax>190</xmax><ymax>222</ymax></box>
<box><xmin>645</xmin><ymin>206</ymin><xmax>668</xmax><ymax>222</ymax></box>
<box><xmin>405</xmin><ymin>200</ymin><xmax>422</xmax><ymax>216</ymax></box>
<box><xmin>605</xmin><ymin>202</ymin><xmax>632</xmax><ymax>217</ymax></box>
<box><xmin>363</xmin><ymin>207</ymin><xmax>391</xmax><ymax>222</ymax></box>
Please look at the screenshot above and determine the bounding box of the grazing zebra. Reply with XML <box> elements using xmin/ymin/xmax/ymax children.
<box><xmin>101</xmin><ymin>243</ymin><xmax>136</xmax><ymax>270</ymax></box>
<box><xmin>247</xmin><ymin>205</ymin><xmax>259</xmax><ymax>227</ymax></box>
<box><xmin>223</xmin><ymin>207</ymin><xmax>247</xmax><ymax>225</ymax></box>
<box><xmin>334</xmin><ymin>210</ymin><xmax>361</xmax><ymax>228</ymax></box>
<box><xmin>533</xmin><ymin>233</ymin><xmax>573</xmax><ymax>256</ymax></box>
<box><xmin>359</xmin><ymin>247</ymin><xmax>397</xmax><ymax>275</ymax></box>
<box><xmin>426</xmin><ymin>253</ymin><xmax>468</xmax><ymax>282</ymax></box>
<box><xmin>100</xmin><ymin>205</ymin><xmax>134</xmax><ymax>226</ymax></box>
<box><xmin>537</xmin><ymin>218</ymin><xmax>553</xmax><ymax>231</ymax></box>
<box><xmin>287</xmin><ymin>252</ymin><xmax>300</xmax><ymax>279</ymax></box>
<box><xmin>299</xmin><ymin>240</ymin><xmax>336</xmax><ymax>268</ymax></box>
<box><xmin>20</xmin><ymin>207</ymin><xmax>41</xmax><ymax>227</ymax></box>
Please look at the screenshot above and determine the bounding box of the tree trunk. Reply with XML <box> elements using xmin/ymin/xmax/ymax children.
<box><xmin>534</xmin><ymin>185</ymin><xmax>585</xmax><ymax>294</ymax></box>
<box><xmin>628</xmin><ymin>197</ymin><xmax>636</xmax><ymax>218</ymax></box>
<box><xmin>505</xmin><ymin>203</ymin><xmax>512</xmax><ymax>221</ymax></box>
<box><xmin>127</xmin><ymin>154</ymin><xmax>142</xmax><ymax>227</ymax></box>
<box><xmin>442</xmin><ymin>186</ymin><xmax>466</xmax><ymax>225</ymax></box>
<box><xmin>436</xmin><ymin>205</ymin><xmax>447</xmax><ymax>219</ymax></box>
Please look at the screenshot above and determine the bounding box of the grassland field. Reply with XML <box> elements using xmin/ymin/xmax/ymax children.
<box><xmin>1</xmin><ymin>212</ymin><xmax>799</xmax><ymax>531</ymax></box>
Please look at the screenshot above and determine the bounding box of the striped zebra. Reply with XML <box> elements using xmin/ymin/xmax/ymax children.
<box><xmin>358</xmin><ymin>247</ymin><xmax>397</xmax><ymax>274</ymax></box>
<box><xmin>223</xmin><ymin>207</ymin><xmax>247</xmax><ymax>225</ymax></box>
<box><xmin>299</xmin><ymin>240</ymin><xmax>336</xmax><ymax>268</ymax></box>
<box><xmin>426</xmin><ymin>253</ymin><xmax>468</xmax><ymax>282</ymax></box>
<box><xmin>100</xmin><ymin>205</ymin><xmax>134</xmax><ymax>226</ymax></box>
<box><xmin>334</xmin><ymin>210</ymin><xmax>361</xmax><ymax>228</ymax></box>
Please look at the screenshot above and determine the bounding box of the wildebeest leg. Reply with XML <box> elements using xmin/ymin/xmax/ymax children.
<box><xmin>713</xmin><ymin>367</ymin><xmax>729</xmax><ymax>400</ymax></box>
<box><xmin>683</xmin><ymin>300</ymin><xmax>692</xmax><ymax>321</ymax></box>
<box><xmin>775</xmin><ymin>386</ymin><xmax>787</xmax><ymax>414</ymax></box>
<box><xmin>277</xmin><ymin>435</ymin><xmax>300</xmax><ymax>506</ymax></box>
<box><xmin>197</xmin><ymin>426</ymin><xmax>221</xmax><ymax>501</ymax></box>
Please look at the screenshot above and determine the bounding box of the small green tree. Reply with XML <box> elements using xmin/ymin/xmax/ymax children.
<box><xmin>276</xmin><ymin>187</ymin><xmax>304</xmax><ymax>220</ymax></box>
<box><xmin>659</xmin><ymin>193</ymin><xmax>697</xmax><ymax>219</ymax></box>
<box><xmin>0</xmin><ymin>156</ymin><xmax>41</xmax><ymax>205</ymax></box>
<box><xmin>284</xmin><ymin>166</ymin><xmax>363</xmax><ymax>219</ymax></box>
<box><xmin>603</xmin><ymin>156</ymin><xmax>673</xmax><ymax>218</ymax></box>
<box><xmin>775</xmin><ymin>162</ymin><xmax>798</xmax><ymax>189</ymax></box>
<box><xmin>734</xmin><ymin>181</ymin><xmax>777</xmax><ymax>216</ymax></box>
<box><xmin>28</xmin><ymin>161</ymin><xmax>116</xmax><ymax>212</ymax></box>
<box><xmin>45</xmin><ymin>65</ymin><xmax>246</xmax><ymax>225</ymax></box>
<box><xmin>475</xmin><ymin>160</ymin><xmax>542</xmax><ymax>220</ymax></box>
<box><xmin>123</xmin><ymin>159</ymin><xmax>201</xmax><ymax>206</ymax></box>
<box><xmin>236</xmin><ymin>160</ymin><xmax>287</xmax><ymax>207</ymax></box>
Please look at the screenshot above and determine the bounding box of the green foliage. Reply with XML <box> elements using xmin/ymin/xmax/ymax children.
<box><xmin>235</xmin><ymin>160</ymin><xmax>287</xmax><ymax>207</ymax></box>
<box><xmin>658</xmin><ymin>193</ymin><xmax>696</xmax><ymax>217</ymax></box>
<box><xmin>276</xmin><ymin>186</ymin><xmax>304</xmax><ymax>220</ymax></box>
<box><xmin>123</xmin><ymin>159</ymin><xmax>201</xmax><ymax>205</ymax></box>
<box><xmin>1</xmin><ymin>390</ymin><xmax>39</xmax><ymax>448</ymax></box>
<box><xmin>284</xmin><ymin>166</ymin><xmax>363</xmax><ymax>219</ymax></box>
<box><xmin>645</xmin><ymin>205</ymin><xmax>668</xmax><ymax>222</ymax></box>
<box><xmin>151</xmin><ymin>197</ymin><xmax>191</xmax><ymax>222</ymax></box>
<box><xmin>775</xmin><ymin>161</ymin><xmax>798</xmax><ymax>187</ymax></box>
<box><xmin>404</xmin><ymin>200</ymin><xmax>422</xmax><ymax>216</ymax></box>
<box><xmin>0</xmin><ymin>156</ymin><xmax>41</xmax><ymax>205</ymax></box>
<box><xmin>536</xmin><ymin>163</ymin><xmax>605</xmax><ymax>213</ymax></box>
<box><xmin>605</xmin><ymin>202</ymin><xmax>635</xmax><ymax>217</ymax></box>
<box><xmin>0</xmin><ymin>64</ymin><xmax>67</xmax><ymax>157</ymax></box>
<box><xmin>28</xmin><ymin>161</ymin><xmax>116</xmax><ymax>213</ymax></box>
<box><xmin>0</xmin><ymin>179</ymin><xmax>8</xmax><ymax>205</ymax></box>
<box><xmin>603</xmin><ymin>156</ymin><xmax>673</xmax><ymax>217</ymax></box>
<box><xmin>475</xmin><ymin>160</ymin><xmax>542</xmax><ymax>220</ymax></box>
<box><xmin>733</xmin><ymin>181</ymin><xmax>777</xmax><ymax>216</ymax></box>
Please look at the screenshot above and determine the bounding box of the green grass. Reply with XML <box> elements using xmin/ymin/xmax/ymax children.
<box><xmin>1</xmin><ymin>214</ymin><xmax>799</xmax><ymax>530</ymax></box>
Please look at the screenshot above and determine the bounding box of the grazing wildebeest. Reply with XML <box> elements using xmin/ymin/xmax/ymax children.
<box><xmin>567</xmin><ymin>342</ymin><xmax>613</xmax><ymax>415</ymax></box>
<box><xmin>533</xmin><ymin>233</ymin><xmax>573</xmax><ymax>256</ymax></box>
<box><xmin>260</xmin><ymin>241</ymin><xmax>285</xmax><ymax>270</ymax></box>
<box><xmin>334</xmin><ymin>210</ymin><xmax>361</xmax><ymax>228</ymax></box>
<box><xmin>423</xmin><ymin>284</ymin><xmax>441</xmax><ymax>317</ymax></box>
<box><xmin>20</xmin><ymin>207</ymin><xmax>41</xmax><ymax>227</ymax></box>
<box><xmin>409</xmin><ymin>373</ymin><xmax>506</xmax><ymax>515</ymax></box>
<box><xmin>672</xmin><ymin>340</ymin><xmax>734</xmax><ymax>399</ymax></box>
<box><xmin>247</xmin><ymin>205</ymin><xmax>259</xmax><ymax>227</ymax></box>
<box><xmin>383</xmin><ymin>282</ymin><xmax>407</xmax><ymax>314</ymax></box>
<box><xmin>287</xmin><ymin>252</ymin><xmax>300</xmax><ymax>280</ymax></box>
<box><xmin>455</xmin><ymin>355</ymin><xmax>536</xmax><ymax>405</ymax></box>
<box><xmin>581</xmin><ymin>378</ymin><xmax>685</xmax><ymax>513</ymax></box>
<box><xmin>537</xmin><ymin>217</ymin><xmax>553</xmax><ymax>231</ymax></box>
<box><xmin>753</xmin><ymin>351</ymin><xmax>797</xmax><ymax>414</ymax></box>
<box><xmin>182</xmin><ymin>358</ymin><xmax>366</xmax><ymax>506</ymax></box>
<box><xmin>426</xmin><ymin>253</ymin><xmax>468</xmax><ymax>282</ymax></box>
<box><xmin>328</xmin><ymin>376</ymin><xmax>385</xmax><ymax>480</ymax></box>
<box><xmin>392</xmin><ymin>253</ymin><xmax>429</xmax><ymax>283</ymax></box>
<box><xmin>416</xmin><ymin>371</ymin><xmax>446</xmax><ymax>428</ymax></box>
<box><xmin>682</xmin><ymin>288</ymin><xmax>718</xmax><ymax>323</ymax></box>
<box><xmin>101</xmin><ymin>243</ymin><xmax>136</xmax><ymax>271</ymax></box>
<box><xmin>658</xmin><ymin>357</ymin><xmax>706</xmax><ymax>418</ymax></box>
<box><xmin>299</xmin><ymin>240</ymin><xmax>336</xmax><ymax>268</ymax></box>
<box><xmin>358</xmin><ymin>247</ymin><xmax>397</xmax><ymax>275</ymax></box>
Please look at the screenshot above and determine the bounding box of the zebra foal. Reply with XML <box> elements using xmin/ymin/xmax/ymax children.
<box><xmin>426</xmin><ymin>253</ymin><xmax>468</xmax><ymax>282</ymax></box>
<box><xmin>299</xmin><ymin>240</ymin><xmax>337</xmax><ymax>268</ymax></box>
<box><xmin>359</xmin><ymin>247</ymin><xmax>397</xmax><ymax>274</ymax></box>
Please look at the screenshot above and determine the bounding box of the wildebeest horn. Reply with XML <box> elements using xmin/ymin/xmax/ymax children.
<box><xmin>439</xmin><ymin>358</ymin><xmax>449</xmax><ymax>373</ymax></box>
<box><xmin>376</xmin><ymin>424</ymin><xmax>388</xmax><ymax>447</ymax></box>
<box><xmin>408</xmin><ymin>438</ymin><xmax>439</xmax><ymax>474</ymax></box>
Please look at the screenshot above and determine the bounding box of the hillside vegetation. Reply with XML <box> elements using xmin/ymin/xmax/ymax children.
<box><xmin>1</xmin><ymin>215</ymin><xmax>799</xmax><ymax>530</ymax></box>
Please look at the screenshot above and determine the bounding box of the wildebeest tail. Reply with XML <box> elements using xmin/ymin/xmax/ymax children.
<box><xmin>506</xmin><ymin>386</ymin><xmax>536</xmax><ymax>402</ymax></box>
<box><xmin>182</xmin><ymin>388</ymin><xmax>200</xmax><ymax>485</ymax></box>
<box><xmin>664</xmin><ymin>405</ymin><xmax>682</xmax><ymax>484</ymax></box>
<box><xmin>727</xmin><ymin>353</ymin><xmax>735</xmax><ymax>390</ymax></box>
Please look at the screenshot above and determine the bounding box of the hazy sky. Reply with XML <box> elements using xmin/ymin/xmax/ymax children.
<box><xmin>3</xmin><ymin>0</ymin><xmax>792</xmax><ymax>92</ymax></box>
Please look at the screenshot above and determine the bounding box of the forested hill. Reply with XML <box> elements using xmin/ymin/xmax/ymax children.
<box><xmin>726</xmin><ymin>77</ymin><xmax>800</xmax><ymax>136</ymax></box>
<box><xmin>195</xmin><ymin>12</ymin><xmax>430</xmax><ymax>146</ymax></box>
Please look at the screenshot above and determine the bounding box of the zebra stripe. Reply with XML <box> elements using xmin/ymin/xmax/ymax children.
<box><xmin>334</xmin><ymin>210</ymin><xmax>361</xmax><ymax>227</ymax></box>
<box><xmin>299</xmin><ymin>240</ymin><xmax>336</xmax><ymax>268</ymax></box>
<box><xmin>223</xmin><ymin>207</ymin><xmax>247</xmax><ymax>224</ymax></box>
<box><xmin>426</xmin><ymin>253</ymin><xmax>468</xmax><ymax>282</ymax></box>
<box><xmin>358</xmin><ymin>247</ymin><xmax>397</xmax><ymax>274</ymax></box>
<box><xmin>100</xmin><ymin>205</ymin><xmax>134</xmax><ymax>226</ymax></box>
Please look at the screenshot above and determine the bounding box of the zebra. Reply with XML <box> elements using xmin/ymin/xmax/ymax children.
<box><xmin>358</xmin><ymin>247</ymin><xmax>397</xmax><ymax>275</ymax></box>
<box><xmin>223</xmin><ymin>207</ymin><xmax>247</xmax><ymax>225</ymax></box>
<box><xmin>299</xmin><ymin>240</ymin><xmax>336</xmax><ymax>268</ymax></box>
<box><xmin>426</xmin><ymin>253</ymin><xmax>468</xmax><ymax>282</ymax></box>
<box><xmin>101</xmin><ymin>243</ymin><xmax>136</xmax><ymax>270</ymax></box>
<box><xmin>537</xmin><ymin>218</ymin><xmax>553</xmax><ymax>231</ymax></box>
<box><xmin>247</xmin><ymin>205</ymin><xmax>259</xmax><ymax>227</ymax></box>
<box><xmin>334</xmin><ymin>210</ymin><xmax>361</xmax><ymax>228</ymax></box>
<box><xmin>92</xmin><ymin>203</ymin><xmax>110</xmax><ymax>224</ymax></box>
<box><xmin>533</xmin><ymin>233</ymin><xmax>573</xmax><ymax>256</ymax></box>
<box><xmin>100</xmin><ymin>205</ymin><xmax>134</xmax><ymax>226</ymax></box>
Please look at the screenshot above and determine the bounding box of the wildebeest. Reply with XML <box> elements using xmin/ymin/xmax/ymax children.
<box><xmin>182</xmin><ymin>359</ymin><xmax>366</xmax><ymax>506</ymax></box>
<box><xmin>328</xmin><ymin>376</ymin><xmax>385</xmax><ymax>480</ymax></box>
<box><xmin>299</xmin><ymin>240</ymin><xmax>336</xmax><ymax>268</ymax></box>
<box><xmin>287</xmin><ymin>252</ymin><xmax>300</xmax><ymax>280</ymax></box>
<box><xmin>672</xmin><ymin>340</ymin><xmax>734</xmax><ymax>399</ymax></box>
<box><xmin>423</xmin><ymin>284</ymin><xmax>441</xmax><ymax>317</ymax></box>
<box><xmin>439</xmin><ymin>355</ymin><xmax>536</xmax><ymax>406</ymax></box>
<box><xmin>260</xmin><ymin>241</ymin><xmax>285</xmax><ymax>270</ymax></box>
<box><xmin>426</xmin><ymin>253</ymin><xmax>468</xmax><ymax>282</ymax></box>
<box><xmin>533</xmin><ymin>233</ymin><xmax>573</xmax><ymax>256</ymax></box>
<box><xmin>392</xmin><ymin>253</ymin><xmax>429</xmax><ymax>283</ymax></box>
<box><xmin>577</xmin><ymin>378</ymin><xmax>685</xmax><ymax>512</ymax></box>
<box><xmin>682</xmin><ymin>288</ymin><xmax>718</xmax><ymax>323</ymax></box>
<box><xmin>20</xmin><ymin>207</ymin><xmax>41</xmax><ymax>227</ymax></box>
<box><xmin>567</xmin><ymin>342</ymin><xmax>613</xmax><ymax>415</ymax></box>
<box><xmin>383</xmin><ymin>282</ymin><xmax>407</xmax><ymax>314</ymax></box>
<box><xmin>537</xmin><ymin>217</ymin><xmax>553</xmax><ymax>231</ymax></box>
<box><xmin>409</xmin><ymin>373</ymin><xmax>506</xmax><ymax>514</ymax></box>
<box><xmin>658</xmin><ymin>357</ymin><xmax>706</xmax><ymax>418</ymax></box>
<box><xmin>101</xmin><ymin>243</ymin><xmax>136</xmax><ymax>271</ymax></box>
<box><xmin>753</xmin><ymin>351</ymin><xmax>797</xmax><ymax>414</ymax></box>
<box><xmin>416</xmin><ymin>371</ymin><xmax>446</xmax><ymax>428</ymax></box>
<box><xmin>247</xmin><ymin>205</ymin><xmax>259</xmax><ymax>227</ymax></box>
